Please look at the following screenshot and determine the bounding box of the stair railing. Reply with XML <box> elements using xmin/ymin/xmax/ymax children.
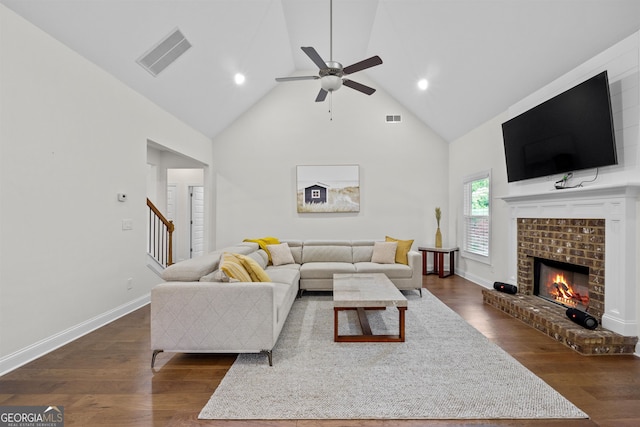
<box><xmin>147</xmin><ymin>198</ymin><xmax>174</xmax><ymax>267</ymax></box>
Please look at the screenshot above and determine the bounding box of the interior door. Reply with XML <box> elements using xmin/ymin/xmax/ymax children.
<box><xmin>190</xmin><ymin>186</ymin><xmax>205</xmax><ymax>258</ymax></box>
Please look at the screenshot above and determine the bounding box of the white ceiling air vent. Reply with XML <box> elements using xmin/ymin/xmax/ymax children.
<box><xmin>137</xmin><ymin>28</ymin><xmax>192</xmax><ymax>77</ymax></box>
<box><xmin>386</xmin><ymin>115</ymin><xmax>402</xmax><ymax>123</ymax></box>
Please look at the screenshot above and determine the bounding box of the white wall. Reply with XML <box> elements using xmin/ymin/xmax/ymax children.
<box><xmin>211</xmin><ymin>73</ymin><xmax>449</xmax><ymax>248</ymax></box>
<box><xmin>0</xmin><ymin>5</ymin><xmax>212</xmax><ymax>373</ymax></box>
<box><xmin>448</xmin><ymin>113</ymin><xmax>511</xmax><ymax>286</ymax></box>
<box><xmin>506</xmin><ymin>32</ymin><xmax>640</xmax><ymax>194</ymax></box>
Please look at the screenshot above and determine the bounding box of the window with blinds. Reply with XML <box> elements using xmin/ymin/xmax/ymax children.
<box><xmin>462</xmin><ymin>171</ymin><xmax>490</xmax><ymax>262</ymax></box>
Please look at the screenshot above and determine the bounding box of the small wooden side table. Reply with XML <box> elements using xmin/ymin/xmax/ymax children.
<box><xmin>418</xmin><ymin>246</ymin><xmax>459</xmax><ymax>278</ymax></box>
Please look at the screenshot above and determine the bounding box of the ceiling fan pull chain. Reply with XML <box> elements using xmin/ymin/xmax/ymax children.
<box><xmin>329</xmin><ymin>91</ymin><xmax>333</xmax><ymax>121</ymax></box>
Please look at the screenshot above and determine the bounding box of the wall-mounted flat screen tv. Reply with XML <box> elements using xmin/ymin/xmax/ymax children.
<box><xmin>501</xmin><ymin>70</ymin><xmax>617</xmax><ymax>183</ymax></box>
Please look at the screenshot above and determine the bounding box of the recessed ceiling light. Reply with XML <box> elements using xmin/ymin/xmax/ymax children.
<box><xmin>234</xmin><ymin>73</ymin><xmax>246</xmax><ymax>85</ymax></box>
<box><xmin>418</xmin><ymin>78</ymin><xmax>429</xmax><ymax>91</ymax></box>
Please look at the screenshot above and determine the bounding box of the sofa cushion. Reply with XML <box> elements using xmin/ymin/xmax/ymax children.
<box><xmin>236</xmin><ymin>253</ymin><xmax>271</xmax><ymax>282</ymax></box>
<box><xmin>266</xmin><ymin>268</ymin><xmax>301</xmax><ymax>287</ymax></box>
<box><xmin>246</xmin><ymin>249</ymin><xmax>269</xmax><ymax>269</ymax></box>
<box><xmin>224</xmin><ymin>243</ymin><xmax>260</xmax><ymax>255</ymax></box>
<box><xmin>161</xmin><ymin>251</ymin><xmax>222</xmax><ymax>281</ymax></box>
<box><xmin>244</xmin><ymin>237</ymin><xmax>280</xmax><ymax>262</ymax></box>
<box><xmin>302</xmin><ymin>242</ymin><xmax>353</xmax><ymax>263</ymax></box>
<box><xmin>300</xmin><ymin>262</ymin><xmax>356</xmax><ymax>279</ymax></box>
<box><xmin>266</xmin><ymin>263</ymin><xmax>301</xmax><ymax>272</ymax></box>
<box><xmin>268</xmin><ymin>243</ymin><xmax>295</xmax><ymax>266</ymax></box>
<box><xmin>371</xmin><ymin>241</ymin><xmax>398</xmax><ymax>264</ymax></box>
<box><xmin>220</xmin><ymin>253</ymin><xmax>253</xmax><ymax>282</ymax></box>
<box><xmin>352</xmin><ymin>240</ymin><xmax>375</xmax><ymax>262</ymax></box>
<box><xmin>385</xmin><ymin>236</ymin><xmax>414</xmax><ymax>265</ymax></box>
<box><xmin>282</xmin><ymin>240</ymin><xmax>303</xmax><ymax>264</ymax></box>
<box><xmin>354</xmin><ymin>262</ymin><xmax>414</xmax><ymax>278</ymax></box>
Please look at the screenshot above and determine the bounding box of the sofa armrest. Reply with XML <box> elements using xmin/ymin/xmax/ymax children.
<box><xmin>151</xmin><ymin>281</ymin><xmax>277</xmax><ymax>353</ymax></box>
<box><xmin>407</xmin><ymin>250</ymin><xmax>421</xmax><ymax>274</ymax></box>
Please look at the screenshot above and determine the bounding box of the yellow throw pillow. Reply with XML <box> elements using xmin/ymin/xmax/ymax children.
<box><xmin>235</xmin><ymin>253</ymin><xmax>271</xmax><ymax>282</ymax></box>
<box><xmin>220</xmin><ymin>253</ymin><xmax>252</xmax><ymax>282</ymax></box>
<box><xmin>385</xmin><ymin>236</ymin><xmax>414</xmax><ymax>265</ymax></box>
<box><xmin>244</xmin><ymin>237</ymin><xmax>280</xmax><ymax>263</ymax></box>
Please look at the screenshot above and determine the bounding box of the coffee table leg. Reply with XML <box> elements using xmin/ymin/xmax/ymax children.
<box><xmin>335</xmin><ymin>306</ymin><xmax>407</xmax><ymax>342</ymax></box>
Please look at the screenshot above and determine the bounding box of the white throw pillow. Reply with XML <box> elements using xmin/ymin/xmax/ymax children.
<box><xmin>267</xmin><ymin>243</ymin><xmax>295</xmax><ymax>266</ymax></box>
<box><xmin>371</xmin><ymin>241</ymin><xmax>398</xmax><ymax>264</ymax></box>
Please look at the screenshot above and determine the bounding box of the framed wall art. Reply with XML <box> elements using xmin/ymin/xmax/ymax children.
<box><xmin>296</xmin><ymin>165</ymin><xmax>360</xmax><ymax>213</ymax></box>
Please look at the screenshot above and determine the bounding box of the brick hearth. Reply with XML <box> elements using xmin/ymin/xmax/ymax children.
<box><xmin>482</xmin><ymin>290</ymin><xmax>637</xmax><ymax>355</ymax></box>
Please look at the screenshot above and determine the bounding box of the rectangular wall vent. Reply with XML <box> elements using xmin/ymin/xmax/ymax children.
<box><xmin>386</xmin><ymin>115</ymin><xmax>402</xmax><ymax>123</ymax></box>
<box><xmin>137</xmin><ymin>28</ymin><xmax>192</xmax><ymax>77</ymax></box>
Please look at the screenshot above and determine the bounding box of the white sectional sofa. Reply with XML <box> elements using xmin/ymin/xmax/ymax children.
<box><xmin>290</xmin><ymin>239</ymin><xmax>422</xmax><ymax>294</ymax></box>
<box><xmin>150</xmin><ymin>239</ymin><xmax>422</xmax><ymax>366</ymax></box>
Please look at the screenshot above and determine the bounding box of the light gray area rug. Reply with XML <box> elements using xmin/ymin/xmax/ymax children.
<box><xmin>199</xmin><ymin>291</ymin><xmax>588</xmax><ymax>420</ymax></box>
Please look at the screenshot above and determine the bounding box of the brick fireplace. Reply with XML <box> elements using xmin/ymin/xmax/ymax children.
<box><xmin>484</xmin><ymin>185</ymin><xmax>639</xmax><ymax>355</ymax></box>
<box><xmin>516</xmin><ymin>218</ymin><xmax>605</xmax><ymax>321</ymax></box>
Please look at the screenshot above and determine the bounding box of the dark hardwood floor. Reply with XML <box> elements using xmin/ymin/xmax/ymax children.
<box><xmin>1</xmin><ymin>275</ymin><xmax>639</xmax><ymax>426</ymax></box>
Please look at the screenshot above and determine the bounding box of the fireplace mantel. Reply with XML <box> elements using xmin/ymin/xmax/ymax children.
<box><xmin>500</xmin><ymin>183</ymin><xmax>640</xmax><ymax>205</ymax></box>
<box><xmin>500</xmin><ymin>183</ymin><xmax>640</xmax><ymax>342</ymax></box>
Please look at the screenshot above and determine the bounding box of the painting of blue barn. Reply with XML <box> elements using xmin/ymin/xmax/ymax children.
<box><xmin>304</xmin><ymin>183</ymin><xmax>328</xmax><ymax>204</ymax></box>
<box><xmin>296</xmin><ymin>165</ymin><xmax>360</xmax><ymax>213</ymax></box>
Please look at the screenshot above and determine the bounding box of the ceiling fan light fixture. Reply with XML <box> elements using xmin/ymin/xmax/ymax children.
<box><xmin>321</xmin><ymin>75</ymin><xmax>343</xmax><ymax>92</ymax></box>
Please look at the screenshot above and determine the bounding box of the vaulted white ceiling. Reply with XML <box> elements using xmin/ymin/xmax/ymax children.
<box><xmin>3</xmin><ymin>0</ymin><xmax>640</xmax><ymax>142</ymax></box>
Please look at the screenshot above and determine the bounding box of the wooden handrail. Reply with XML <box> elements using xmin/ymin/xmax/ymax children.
<box><xmin>147</xmin><ymin>198</ymin><xmax>174</xmax><ymax>267</ymax></box>
<box><xmin>147</xmin><ymin>198</ymin><xmax>175</xmax><ymax>233</ymax></box>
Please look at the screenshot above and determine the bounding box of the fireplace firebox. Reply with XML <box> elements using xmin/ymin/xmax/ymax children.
<box><xmin>534</xmin><ymin>258</ymin><xmax>590</xmax><ymax>311</ymax></box>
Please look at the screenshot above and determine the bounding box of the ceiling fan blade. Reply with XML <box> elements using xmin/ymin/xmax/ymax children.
<box><xmin>343</xmin><ymin>55</ymin><xmax>383</xmax><ymax>75</ymax></box>
<box><xmin>275</xmin><ymin>76</ymin><xmax>319</xmax><ymax>82</ymax></box>
<box><xmin>343</xmin><ymin>79</ymin><xmax>376</xmax><ymax>96</ymax></box>
<box><xmin>301</xmin><ymin>46</ymin><xmax>328</xmax><ymax>70</ymax></box>
<box><xmin>315</xmin><ymin>89</ymin><xmax>328</xmax><ymax>102</ymax></box>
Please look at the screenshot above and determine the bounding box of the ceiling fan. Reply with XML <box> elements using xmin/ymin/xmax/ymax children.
<box><xmin>275</xmin><ymin>0</ymin><xmax>383</xmax><ymax>102</ymax></box>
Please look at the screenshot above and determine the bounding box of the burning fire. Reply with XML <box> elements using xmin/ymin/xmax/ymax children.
<box><xmin>546</xmin><ymin>273</ymin><xmax>589</xmax><ymax>307</ymax></box>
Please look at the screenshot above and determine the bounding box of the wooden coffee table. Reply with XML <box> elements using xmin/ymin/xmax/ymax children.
<box><xmin>333</xmin><ymin>273</ymin><xmax>408</xmax><ymax>343</ymax></box>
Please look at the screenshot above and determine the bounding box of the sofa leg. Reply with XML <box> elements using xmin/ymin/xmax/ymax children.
<box><xmin>262</xmin><ymin>350</ymin><xmax>273</xmax><ymax>366</ymax></box>
<box><xmin>151</xmin><ymin>349</ymin><xmax>163</xmax><ymax>368</ymax></box>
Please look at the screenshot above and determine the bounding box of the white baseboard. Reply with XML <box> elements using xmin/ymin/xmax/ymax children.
<box><xmin>454</xmin><ymin>269</ymin><xmax>493</xmax><ymax>289</ymax></box>
<box><xmin>0</xmin><ymin>294</ymin><xmax>150</xmax><ymax>377</ymax></box>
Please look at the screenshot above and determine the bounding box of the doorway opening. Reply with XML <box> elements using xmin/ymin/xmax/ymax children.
<box><xmin>147</xmin><ymin>141</ymin><xmax>208</xmax><ymax>267</ymax></box>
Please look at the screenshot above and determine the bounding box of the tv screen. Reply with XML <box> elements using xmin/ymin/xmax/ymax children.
<box><xmin>501</xmin><ymin>71</ymin><xmax>617</xmax><ymax>183</ymax></box>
